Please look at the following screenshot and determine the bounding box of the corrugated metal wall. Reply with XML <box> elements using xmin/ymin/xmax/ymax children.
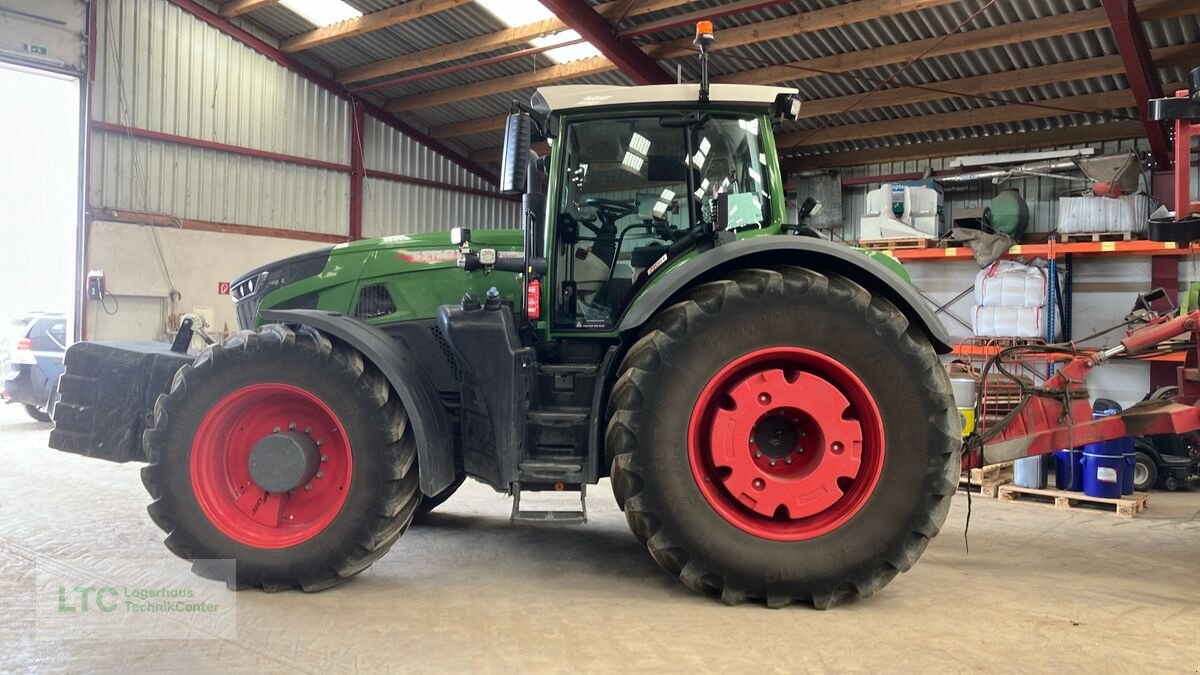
<box><xmin>89</xmin><ymin>0</ymin><xmax>513</xmax><ymax>239</ymax></box>
<box><xmin>90</xmin><ymin>0</ymin><xmax>350</xmax><ymax>236</ymax></box>
<box><xmin>360</xmin><ymin>117</ymin><xmax>518</xmax><ymax>237</ymax></box>
<box><xmin>361</xmin><ymin>178</ymin><xmax>519</xmax><ymax>238</ymax></box>
<box><xmin>791</xmin><ymin>139</ymin><xmax>1200</xmax><ymax>240</ymax></box>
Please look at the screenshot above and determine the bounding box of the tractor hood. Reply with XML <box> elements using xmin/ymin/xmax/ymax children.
<box><xmin>332</xmin><ymin>229</ymin><xmax>524</xmax><ymax>277</ymax></box>
<box><xmin>231</xmin><ymin>229</ymin><xmax>525</xmax><ymax>330</ymax></box>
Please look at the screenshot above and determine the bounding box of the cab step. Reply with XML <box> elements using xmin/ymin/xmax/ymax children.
<box><xmin>510</xmin><ymin>482</ymin><xmax>587</xmax><ymax>525</ymax></box>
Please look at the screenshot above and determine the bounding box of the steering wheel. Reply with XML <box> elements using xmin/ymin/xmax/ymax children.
<box><xmin>584</xmin><ymin>197</ymin><xmax>639</xmax><ymax>227</ymax></box>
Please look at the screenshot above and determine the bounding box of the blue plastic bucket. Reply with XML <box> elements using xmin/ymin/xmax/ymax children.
<box><xmin>1118</xmin><ymin>437</ymin><xmax>1136</xmax><ymax>495</ymax></box>
<box><xmin>1054</xmin><ymin>448</ymin><xmax>1084</xmax><ymax>491</ymax></box>
<box><xmin>1083</xmin><ymin>442</ymin><xmax>1124</xmax><ymax>499</ymax></box>
<box><xmin>1014</xmin><ymin>455</ymin><xmax>1047</xmax><ymax>489</ymax></box>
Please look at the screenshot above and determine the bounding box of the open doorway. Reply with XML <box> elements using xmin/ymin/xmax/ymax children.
<box><xmin>0</xmin><ymin>61</ymin><xmax>81</xmax><ymax>420</ymax></box>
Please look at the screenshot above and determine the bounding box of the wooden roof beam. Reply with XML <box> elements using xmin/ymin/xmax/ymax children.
<box><xmin>647</xmin><ymin>0</ymin><xmax>961</xmax><ymax>60</ymax></box>
<box><xmin>540</xmin><ymin>0</ymin><xmax>672</xmax><ymax>85</ymax></box>
<box><xmin>434</xmin><ymin>43</ymin><xmax>1200</xmax><ymax>140</ymax></box>
<box><xmin>777</xmin><ymin>81</ymin><xmax>1182</xmax><ymax>149</ymax></box>
<box><xmin>282</xmin><ymin>0</ymin><xmax>471</xmax><ymax>52</ymax></box>
<box><xmin>798</xmin><ymin>43</ymin><xmax>1200</xmax><ymax>119</ymax></box>
<box><xmin>219</xmin><ymin>0</ymin><xmax>280</xmax><ymax>17</ymax></box>
<box><xmin>385</xmin><ymin>56</ymin><xmax>615</xmax><ymax>112</ymax></box>
<box><xmin>722</xmin><ymin>0</ymin><xmax>1195</xmax><ymax>88</ymax></box>
<box><xmin>782</xmin><ymin>122</ymin><xmax>1146</xmax><ymax>171</ymax></box>
<box><xmin>339</xmin><ymin>0</ymin><xmax>693</xmax><ymax>84</ymax></box>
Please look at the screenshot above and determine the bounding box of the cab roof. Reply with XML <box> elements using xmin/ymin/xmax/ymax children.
<box><xmin>533</xmin><ymin>83</ymin><xmax>799</xmax><ymax>114</ymax></box>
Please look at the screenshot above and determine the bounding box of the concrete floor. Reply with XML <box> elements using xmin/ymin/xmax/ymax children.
<box><xmin>1</xmin><ymin>403</ymin><xmax>1198</xmax><ymax>673</ymax></box>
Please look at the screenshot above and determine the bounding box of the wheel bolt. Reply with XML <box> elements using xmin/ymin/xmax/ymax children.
<box><xmin>320</xmin><ymin>454</ymin><xmax>328</xmax><ymax>463</ymax></box>
<box><xmin>831</xmin><ymin>442</ymin><xmax>844</xmax><ymax>454</ymax></box>
<box><xmin>304</xmin><ymin>483</ymin><xmax>312</xmax><ymax>491</ymax></box>
<box><xmin>289</xmin><ymin>422</ymin><xmax>297</xmax><ymax>430</ymax></box>
<box><xmin>272</xmin><ymin>426</ymin><xmax>280</xmax><ymax>434</ymax></box>
<box><xmin>316</xmin><ymin>471</ymin><xmax>325</xmax><ymax>479</ymax></box>
<box><xmin>752</xmin><ymin>478</ymin><xmax>764</xmax><ymax>490</ymax></box>
<box><xmin>758</xmin><ymin>393</ymin><xmax>771</xmax><ymax>405</ymax></box>
<box><xmin>316</xmin><ymin>439</ymin><xmax>324</xmax><ymax>447</ymax></box>
<box><xmin>769</xmin><ymin>459</ymin><xmax>776</xmax><ymax>466</ymax></box>
<box><xmin>755</xmin><ymin>451</ymin><xmax>762</xmax><ymax>458</ymax></box>
<box><xmin>786</xmin><ymin>457</ymin><xmax>793</xmax><ymax>464</ymax></box>
<box><xmin>304</xmin><ymin>426</ymin><xmax>312</xmax><ymax>434</ymax></box>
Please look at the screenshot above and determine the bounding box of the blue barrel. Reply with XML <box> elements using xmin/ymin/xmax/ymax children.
<box><xmin>1090</xmin><ymin>398</ymin><xmax>1133</xmax><ymax>496</ymax></box>
<box><xmin>1054</xmin><ymin>448</ymin><xmax>1084</xmax><ymax>491</ymax></box>
<box><xmin>1014</xmin><ymin>455</ymin><xmax>1047</xmax><ymax>489</ymax></box>
<box><xmin>1082</xmin><ymin>441</ymin><xmax>1124</xmax><ymax>499</ymax></box>
<box><xmin>1119</xmin><ymin>437</ymin><xmax>1136</xmax><ymax>495</ymax></box>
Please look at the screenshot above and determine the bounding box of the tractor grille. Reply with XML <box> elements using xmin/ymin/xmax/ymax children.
<box><xmin>354</xmin><ymin>284</ymin><xmax>397</xmax><ymax>320</ymax></box>
<box><xmin>235</xmin><ymin>295</ymin><xmax>262</xmax><ymax>330</ymax></box>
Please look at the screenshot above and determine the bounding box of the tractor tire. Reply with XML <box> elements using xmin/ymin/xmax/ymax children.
<box><xmin>1132</xmin><ymin>451</ymin><xmax>1158</xmax><ymax>493</ymax></box>
<box><xmin>606</xmin><ymin>266</ymin><xmax>960</xmax><ymax>609</ymax></box>
<box><xmin>415</xmin><ymin>473</ymin><xmax>466</xmax><ymax>517</ymax></box>
<box><xmin>24</xmin><ymin>404</ymin><xmax>51</xmax><ymax>423</ymax></box>
<box><xmin>142</xmin><ymin>324</ymin><xmax>421</xmax><ymax>592</ymax></box>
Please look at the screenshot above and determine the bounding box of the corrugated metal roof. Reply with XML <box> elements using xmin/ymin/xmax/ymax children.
<box><xmin>223</xmin><ymin>0</ymin><xmax>1199</xmax><ymax>166</ymax></box>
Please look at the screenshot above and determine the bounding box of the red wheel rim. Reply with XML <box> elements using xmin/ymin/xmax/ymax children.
<box><xmin>688</xmin><ymin>348</ymin><xmax>885</xmax><ymax>541</ymax></box>
<box><xmin>190</xmin><ymin>383</ymin><xmax>352</xmax><ymax>549</ymax></box>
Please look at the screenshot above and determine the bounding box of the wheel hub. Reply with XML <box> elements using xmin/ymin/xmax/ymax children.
<box><xmin>249</xmin><ymin>430</ymin><xmax>320</xmax><ymax>493</ymax></box>
<box><xmin>688</xmin><ymin>347</ymin><xmax>885</xmax><ymax>541</ymax></box>
<box><xmin>190</xmin><ymin>382</ymin><xmax>352</xmax><ymax>549</ymax></box>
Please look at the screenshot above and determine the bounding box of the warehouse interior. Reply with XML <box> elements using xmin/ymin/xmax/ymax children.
<box><xmin>1</xmin><ymin>0</ymin><xmax>1198</xmax><ymax>670</ymax></box>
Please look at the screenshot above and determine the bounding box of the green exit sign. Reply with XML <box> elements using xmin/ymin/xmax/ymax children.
<box><xmin>22</xmin><ymin>44</ymin><xmax>48</xmax><ymax>56</ymax></box>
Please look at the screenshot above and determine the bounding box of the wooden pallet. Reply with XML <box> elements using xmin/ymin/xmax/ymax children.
<box><xmin>959</xmin><ymin>461</ymin><xmax>1014</xmax><ymax>498</ymax></box>
<box><xmin>856</xmin><ymin>237</ymin><xmax>936</xmax><ymax>251</ymax></box>
<box><xmin>996</xmin><ymin>484</ymin><xmax>1149</xmax><ymax>518</ymax></box>
<box><xmin>1059</xmin><ymin>231</ymin><xmax>1140</xmax><ymax>243</ymax></box>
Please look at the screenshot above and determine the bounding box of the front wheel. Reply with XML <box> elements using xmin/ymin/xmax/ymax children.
<box><xmin>607</xmin><ymin>267</ymin><xmax>960</xmax><ymax>608</ymax></box>
<box><xmin>24</xmin><ymin>404</ymin><xmax>51</xmax><ymax>423</ymax></box>
<box><xmin>142</xmin><ymin>325</ymin><xmax>421</xmax><ymax>591</ymax></box>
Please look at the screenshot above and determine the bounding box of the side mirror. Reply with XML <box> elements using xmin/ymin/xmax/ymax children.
<box><xmin>500</xmin><ymin>112</ymin><xmax>532</xmax><ymax>195</ymax></box>
<box><xmin>451</xmin><ymin>227</ymin><xmax>471</xmax><ymax>246</ymax></box>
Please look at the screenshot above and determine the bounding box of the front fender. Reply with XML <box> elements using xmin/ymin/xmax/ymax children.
<box><xmin>260</xmin><ymin>309</ymin><xmax>456</xmax><ymax>496</ymax></box>
<box><xmin>618</xmin><ymin>237</ymin><xmax>952</xmax><ymax>353</ymax></box>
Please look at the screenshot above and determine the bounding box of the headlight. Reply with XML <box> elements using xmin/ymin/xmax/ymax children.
<box><xmin>231</xmin><ymin>248</ymin><xmax>331</xmax><ymax>303</ymax></box>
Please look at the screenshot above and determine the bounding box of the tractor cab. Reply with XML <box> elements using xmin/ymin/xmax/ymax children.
<box><xmin>452</xmin><ymin>26</ymin><xmax>803</xmax><ymax>334</ymax></box>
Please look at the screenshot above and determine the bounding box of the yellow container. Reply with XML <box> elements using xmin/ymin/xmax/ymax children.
<box><xmin>958</xmin><ymin>408</ymin><xmax>976</xmax><ymax>437</ymax></box>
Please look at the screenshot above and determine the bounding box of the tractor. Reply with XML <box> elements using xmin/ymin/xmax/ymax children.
<box><xmin>51</xmin><ymin>27</ymin><xmax>968</xmax><ymax>608</ymax></box>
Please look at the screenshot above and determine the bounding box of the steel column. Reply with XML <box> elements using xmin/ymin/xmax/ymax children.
<box><xmin>537</xmin><ymin>0</ymin><xmax>671</xmax><ymax>85</ymax></box>
<box><xmin>1101</xmin><ymin>0</ymin><xmax>1171</xmax><ymax>168</ymax></box>
<box><xmin>350</xmin><ymin>101</ymin><xmax>365</xmax><ymax>241</ymax></box>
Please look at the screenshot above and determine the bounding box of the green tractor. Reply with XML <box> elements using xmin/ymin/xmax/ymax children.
<box><xmin>50</xmin><ymin>38</ymin><xmax>960</xmax><ymax>608</ymax></box>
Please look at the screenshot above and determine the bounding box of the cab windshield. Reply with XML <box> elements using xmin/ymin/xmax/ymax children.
<box><xmin>553</xmin><ymin>113</ymin><xmax>770</xmax><ymax>327</ymax></box>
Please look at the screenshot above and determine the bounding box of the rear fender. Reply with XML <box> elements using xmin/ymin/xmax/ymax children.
<box><xmin>260</xmin><ymin>310</ymin><xmax>456</xmax><ymax>496</ymax></box>
<box><xmin>618</xmin><ymin>237</ymin><xmax>952</xmax><ymax>352</ymax></box>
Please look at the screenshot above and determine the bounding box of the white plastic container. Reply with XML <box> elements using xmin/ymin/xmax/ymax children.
<box><xmin>1057</xmin><ymin>194</ymin><xmax>1151</xmax><ymax>234</ymax></box>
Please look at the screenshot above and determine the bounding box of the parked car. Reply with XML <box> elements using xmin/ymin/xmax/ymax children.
<box><xmin>3</xmin><ymin>313</ymin><xmax>67</xmax><ymax>422</ymax></box>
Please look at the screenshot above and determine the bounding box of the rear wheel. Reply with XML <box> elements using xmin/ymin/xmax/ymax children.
<box><xmin>24</xmin><ymin>404</ymin><xmax>51</xmax><ymax>423</ymax></box>
<box><xmin>607</xmin><ymin>266</ymin><xmax>960</xmax><ymax>608</ymax></box>
<box><xmin>1132</xmin><ymin>451</ymin><xmax>1157</xmax><ymax>492</ymax></box>
<box><xmin>142</xmin><ymin>325</ymin><xmax>421</xmax><ymax>591</ymax></box>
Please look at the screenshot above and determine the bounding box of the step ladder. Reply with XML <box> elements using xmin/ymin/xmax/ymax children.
<box><xmin>510</xmin><ymin>481</ymin><xmax>587</xmax><ymax>525</ymax></box>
